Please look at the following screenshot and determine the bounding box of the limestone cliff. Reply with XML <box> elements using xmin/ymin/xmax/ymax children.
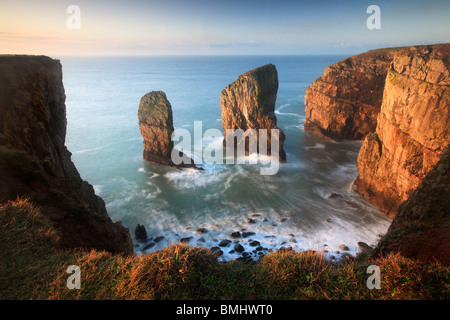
<box><xmin>221</xmin><ymin>64</ymin><xmax>286</xmax><ymax>162</ymax></box>
<box><xmin>138</xmin><ymin>91</ymin><xmax>196</xmax><ymax>168</ymax></box>
<box><xmin>304</xmin><ymin>48</ymin><xmax>400</xmax><ymax>140</ymax></box>
<box><xmin>0</xmin><ymin>55</ymin><xmax>133</xmax><ymax>254</ymax></box>
<box><xmin>354</xmin><ymin>44</ymin><xmax>450</xmax><ymax>217</ymax></box>
<box><xmin>376</xmin><ymin>146</ymin><xmax>450</xmax><ymax>266</ymax></box>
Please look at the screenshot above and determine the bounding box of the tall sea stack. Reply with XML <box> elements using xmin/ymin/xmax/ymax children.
<box><xmin>221</xmin><ymin>64</ymin><xmax>286</xmax><ymax>162</ymax></box>
<box><xmin>138</xmin><ymin>91</ymin><xmax>197</xmax><ymax>168</ymax></box>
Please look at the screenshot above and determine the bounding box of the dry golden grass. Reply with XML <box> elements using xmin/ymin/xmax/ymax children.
<box><xmin>1</xmin><ymin>197</ymin><xmax>448</xmax><ymax>300</ymax></box>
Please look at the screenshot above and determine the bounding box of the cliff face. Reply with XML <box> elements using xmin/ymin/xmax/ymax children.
<box><xmin>376</xmin><ymin>147</ymin><xmax>450</xmax><ymax>265</ymax></box>
<box><xmin>304</xmin><ymin>49</ymin><xmax>399</xmax><ymax>140</ymax></box>
<box><xmin>221</xmin><ymin>64</ymin><xmax>286</xmax><ymax>162</ymax></box>
<box><xmin>0</xmin><ymin>55</ymin><xmax>133</xmax><ymax>254</ymax></box>
<box><xmin>354</xmin><ymin>44</ymin><xmax>450</xmax><ymax>217</ymax></box>
<box><xmin>138</xmin><ymin>91</ymin><xmax>197</xmax><ymax>168</ymax></box>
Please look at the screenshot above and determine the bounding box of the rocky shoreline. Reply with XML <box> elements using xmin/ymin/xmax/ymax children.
<box><xmin>132</xmin><ymin>208</ymin><xmax>375</xmax><ymax>264</ymax></box>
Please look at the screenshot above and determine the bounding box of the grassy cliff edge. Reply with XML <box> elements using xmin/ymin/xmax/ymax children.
<box><xmin>1</xmin><ymin>197</ymin><xmax>448</xmax><ymax>300</ymax></box>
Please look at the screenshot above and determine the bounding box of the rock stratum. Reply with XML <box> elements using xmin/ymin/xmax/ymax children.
<box><xmin>0</xmin><ymin>55</ymin><xmax>133</xmax><ymax>254</ymax></box>
<box><xmin>354</xmin><ymin>44</ymin><xmax>450</xmax><ymax>217</ymax></box>
<box><xmin>304</xmin><ymin>48</ymin><xmax>401</xmax><ymax>140</ymax></box>
<box><xmin>138</xmin><ymin>91</ymin><xmax>197</xmax><ymax>168</ymax></box>
<box><xmin>376</xmin><ymin>146</ymin><xmax>450</xmax><ymax>265</ymax></box>
<box><xmin>305</xmin><ymin>44</ymin><xmax>450</xmax><ymax>264</ymax></box>
<box><xmin>221</xmin><ymin>64</ymin><xmax>286</xmax><ymax>162</ymax></box>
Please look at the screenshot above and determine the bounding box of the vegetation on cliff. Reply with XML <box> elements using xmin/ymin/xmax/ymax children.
<box><xmin>1</xmin><ymin>197</ymin><xmax>448</xmax><ymax>300</ymax></box>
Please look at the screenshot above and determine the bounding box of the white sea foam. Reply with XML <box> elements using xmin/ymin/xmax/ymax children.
<box><xmin>304</xmin><ymin>143</ymin><xmax>326</xmax><ymax>150</ymax></box>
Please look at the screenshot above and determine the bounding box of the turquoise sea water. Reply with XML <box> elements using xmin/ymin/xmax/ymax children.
<box><xmin>61</xmin><ymin>55</ymin><xmax>392</xmax><ymax>261</ymax></box>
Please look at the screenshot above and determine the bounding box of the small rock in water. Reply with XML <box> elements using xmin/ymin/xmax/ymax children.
<box><xmin>344</xmin><ymin>200</ymin><xmax>359</xmax><ymax>209</ymax></box>
<box><xmin>154</xmin><ymin>236</ymin><xmax>165</xmax><ymax>243</ymax></box>
<box><xmin>247</xmin><ymin>218</ymin><xmax>256</xmax><ymax>224</ymax></box>
<box><xmin>211</xmin><ymin>247</ymin><xmax>223</xmax><ymax>256</ymax></box>
<box><xmin>249</xmin><ymin>240</ymin><xmax>260</xmax><ymax>247</ymax></box>
<box><xmin>196</xmin><ymin>228</ymin><xmax>208</xmax><ymax>234</ymax></box>
<box><xmin>135</xmin><ymin>224</ymin><xmax>148</xmax><ymax>241</ymax></box>
<box><xmin>339</xmin><ymin>244</ymin><xmax>350</xmax><ymax>251</ymax></box>
<box><xmin>242</xmin><ymin>231</ymin><xmax>255</xmax><ymax>238</ymax></box>
<box><xmin>180</xmin><ymin>237</ymin><xmax>193</xmax><ymax>243</ymax></box>
<box><xmin>234</xmin><ymin>243</ymin><xmax>245</xmax><ymax>253</ymax></box>
<box><xmin>279</xmin><ymin>218</ymin><xmax>288</xmax><ymax>223</ymax></box>
<box><xmin>357</xmin><ymin>242</ymin><xmax>372</xmax><ymax>251</ymax></box>
<box><xmin>328</xmin><ymin>193</ymin><xmax>343</xmax><ymax>199</ymax></box>
<box><xmin>231</xmin><ymin>231</ymin><xmax>241</xmax><ymax>238</ymax></box>
<box><xmin>142</xmin><ymin>243</ymin><xmax>155</xmax><ymax>250</ymax></box>
<box><xmin>219</xmin><ymin>239</ymin><xmax>232</xmax><ymax>247</ymax></box>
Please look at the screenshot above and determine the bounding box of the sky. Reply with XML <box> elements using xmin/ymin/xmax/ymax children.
<box><xmin>0</xmin><ymin>0</ymin><xmax>449</xmax><ymax>56</ymax></box>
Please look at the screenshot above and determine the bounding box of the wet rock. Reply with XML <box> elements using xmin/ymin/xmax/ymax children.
<box><xmin>234</xmin><ymin>243</ymin><xmax>245</xmax><ymax>253</ymax></box>
<box><xmin>242</xmin><ymin>231</ymin><xmax>255</xmax><ymax>238</ymax></box>
<box><xmin>135</xmin><ymin>224</ymin><xmax>148</xmax><ymax>241</ymax></box>
<box><xmin>196</xmin><ymin>228</ymin><xmax>208</xmax><ymax>234</ymax></box>
<box><xmin>180</xmin><ymin>237</ymin><xmax>193</xmax><ymax>243</ymax></box>
<box><xmin>344</xmin><ymin>200</ymin><xmax>360</xmax><ymax>209</ymax></box>
<box><xmin>339</xmin><ymin>244</ymin><xmax>350</xmax><ymax>251</ymax></box>
<box><xmin>357</xmin><ymin>242</ymin><xmax>372</xmax><ymax>251</ymax></box>
<box><xmin>279</xmin><ymin>218</ymin><xmax>288</xmax><ymax>223</ymax></box>
<box><xmin>142</xmin><ymin>243</ymin><xmax>155</xmax><ymax>250</ymax></box>
<box><xmin>249</xmin><ymin>240</ymin><xmax>260</xmax><ymax>247</ymax></box>
<box><xmin>328</xmin><ymin>193</ymin><xmax>344</xmax><ymax>199</ymax></box>
<box><xmin>198</xmin><ymin>237</ymin><xmax>206</xmax><ymax>243</ymax></box>
<box><xmin>229</xmin><ymin>250</ymin><xmax>235</xmax><ymax>254</ymax></box>
<box><xmin>247</xmin><ymin>218</ymin><xmax>256</xmax><ymax>224</ymax></box>
<box><xmin>154</xmin><ymin>236</ymin><xmax>165</xmax><ymax>243</ymax></box>
<box><xmin>231</xmin><ymin>231</ymin><xmax>241</xmax><ymax>238</ymax></box>
<box><xmin>211</xmin><ymin>247</ymin><xmax>223</xmax><ymax>256</ymax></box>
<box><xmin>256</xmin><ymin>246</ymin><xmax>264</xmax><ymax>251</ymax></box>
<box><xmin>326</xmin><ymin>218</ymin><xmax>332</xmax><ymax>223</ymax></box>
<box><xmin>219</xmin><ymin>239</ymin><xmax>232</xmax><ymax>247</ymax></box>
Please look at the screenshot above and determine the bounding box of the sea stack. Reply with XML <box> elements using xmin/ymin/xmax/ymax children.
<box><xmin>138</xmin><ymin>91</ymin><xmax>196</xmax><ymax>168</ymax></box>
<box><xmin>354</xmin><ymin>44</ymin><xmax>450</xmax><ymax>217</ymax></box>
<box><xmin>221</xmin><ymin>64</ymin><xmax>286</xmax><ymax>162</ymax></box>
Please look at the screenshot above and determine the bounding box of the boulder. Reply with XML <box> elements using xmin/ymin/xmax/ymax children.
<box><xmin>135</xmin><ymin>224</ymin><xmax>148</xmax><ymax>241</ymax></box>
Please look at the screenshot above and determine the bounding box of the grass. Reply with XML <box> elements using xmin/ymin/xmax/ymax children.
<box><xmin>0</xmin><ymin>197</ymin><xmax>448</xmax><ymax>300</ymax></box>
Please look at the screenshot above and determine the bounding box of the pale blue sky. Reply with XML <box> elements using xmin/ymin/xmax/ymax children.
<box><xmin>1</xmin><ymin>0</ymin><xmax>449</xmax><ymax>56</ymax></box>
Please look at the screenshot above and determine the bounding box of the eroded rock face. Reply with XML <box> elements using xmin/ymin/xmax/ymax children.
<box><xmin>376</xmin><ymin>147</ymin><xmax>450</xmax><ymax>265</ymax></box>
<box><xmin>138</xmin><ymin>91</ymin><xmax>174</xmax><ymax>162</ymax></box>
<box><xmin>221</xmin><ymin>64</ymin><xmax>286</xmax><ymax>162</ymax></box>
<box><xmin>138</xmin><ymin>91</ymin><xmax>196</xmax><ymax>168</ymax></box>
<box><xmin>0</xmin><ymin>55</ymin><xmax>133</xmax><ymax>254</ymax></box>
<box><xmin>354</xmin><ymin>44</ymin><xmax>450</xmax><ymax>217</ymax></box>
<box><xmin>304</xmin><ymin>48</ymin><xmax>399</xmax><ymax>140</ymax></box>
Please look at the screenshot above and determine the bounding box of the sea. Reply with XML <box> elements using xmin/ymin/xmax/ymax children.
<box><xmin>60</xmin><ymin>55</ymin><xmax>392</xmax><ymax>261</ymax></box>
